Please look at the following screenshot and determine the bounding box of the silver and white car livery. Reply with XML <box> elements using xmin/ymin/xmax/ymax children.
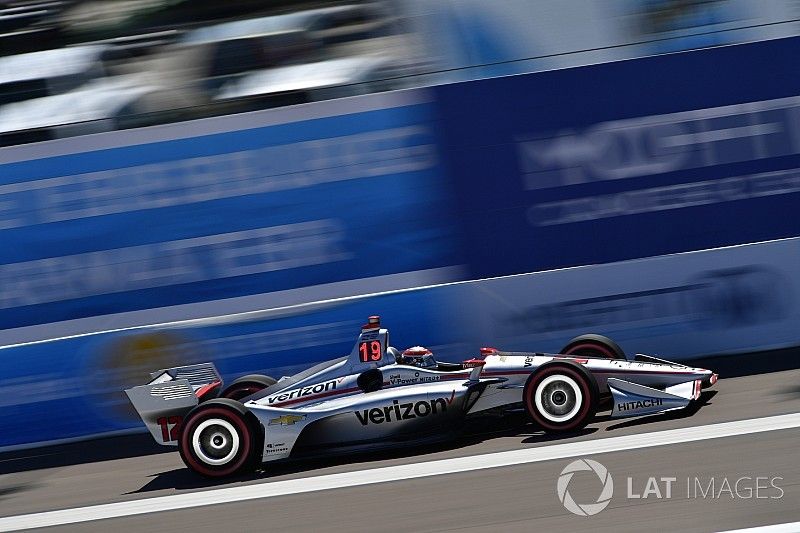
<box><xmin>126</xmin><ymin>316</ymin><xmax>718</xmax><ymax>477</ymax></box>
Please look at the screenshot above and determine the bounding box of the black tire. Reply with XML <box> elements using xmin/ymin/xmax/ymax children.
<box><xmin>178</xmin><ymin>398</ymin><xmax>259</xmax><ymax>478</ymax></box>
<box><xmin>357</xmin><ymin>368</ymin><xmax>383</xmax><ymax>393</ymax></box>
<box><xmin>560</xmin><ymin>334</ymin><xmax>626</xmax><ymax>360</ymax></box>
<box><xmin>220</xmin><ymin>374</ymin><xmax>277</xmax><ymax>401</ymax></box>
<box><xmin>523</xmin><ymin>363</ymin><xmax>599</xmax><ymax>432</ymax></box>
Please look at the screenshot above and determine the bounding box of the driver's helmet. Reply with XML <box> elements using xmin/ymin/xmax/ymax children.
<box><xmin>401</xmin><ymin>346</ymin><xmax>437</xmax><ymax>369</ymax></box>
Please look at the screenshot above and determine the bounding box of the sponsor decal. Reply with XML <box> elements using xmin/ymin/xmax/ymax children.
<box><xmin>501</xmin><ymin>267</ymin><xmax>788</xmax><ymax>337</ymax></box>
<box><xmin>264</xmin><ymin>442</ymin><xmax>289</xmax><ymax>455</ymax></box>
<box><xmin>617</xmin><ymin>398</ymin><xmax>663</xmax><ymax>412</ymax></box>
<box><xmin>524</xmin><ymin>356</ymin><xmax>534</xmax><ymax>368</ymax></box>
<box><xmin>355</xmin><ymin>391</ymin><xmax>456</xmax><ymax>425</ymax></box>
<box><xmin>388</xmin><ymin>371</ymin><xmax>442</xmax><ymax>386</ymax></box>
<box><xmin>267</xmin><ymin>379</ymin><xmax>338</xmax><ymax>404</ymax></box>
<box><xmin>268</xmin><ymin>414</ymin><xmax>307</xmax><ymax>426</ymax></box>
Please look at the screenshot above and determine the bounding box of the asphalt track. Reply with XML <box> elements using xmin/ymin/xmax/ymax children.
<box><xmin>2</xmin><ymin>365</ymin><xmax>800</xmax><ymax>532</ymax></box>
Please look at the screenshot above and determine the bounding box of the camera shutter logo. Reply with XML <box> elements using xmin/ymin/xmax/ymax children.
<box><xmin>557</xmin><ymin>459</ymin><xmax>614</xmax><ymax>516</ymax></box>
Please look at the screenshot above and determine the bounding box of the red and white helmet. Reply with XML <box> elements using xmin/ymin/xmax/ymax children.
<box><xmin>401</xmin><ymin>346</ymin><xmax>436</xmax><ymax>368</ymax></box>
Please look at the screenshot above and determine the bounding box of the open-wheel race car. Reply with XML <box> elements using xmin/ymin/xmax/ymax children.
<box><xmin>126</xmin><ymin>316</ymin><xmax>718</xmax><ymax>477</ymax></box>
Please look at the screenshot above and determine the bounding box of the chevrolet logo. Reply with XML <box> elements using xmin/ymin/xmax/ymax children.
<box><xmin>268</xmin><ymin>414</ymin><xmax>306</xmax><ymax>426</ymax></box>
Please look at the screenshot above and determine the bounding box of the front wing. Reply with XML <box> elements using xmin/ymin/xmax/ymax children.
<box><xmin>608</xmin><ymin>377</ymin><xmax>703</xmax><ymax>418</ymax></box>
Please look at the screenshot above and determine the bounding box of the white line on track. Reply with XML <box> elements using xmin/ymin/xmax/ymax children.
<box><xmin>2</xmin><ymin>412</ymin><xmax>799</xmax><ymax>532</ymax></box>
<box><xmin>717</xmin><ymin>522</ymin><xmax>800</xmax><ymax>533</ymax></box>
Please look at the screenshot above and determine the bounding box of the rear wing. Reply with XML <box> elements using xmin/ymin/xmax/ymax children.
<box><xmin>125</xmin><ymin>363</ymin><xmax>223</xmax><ymax>446</ymax></box>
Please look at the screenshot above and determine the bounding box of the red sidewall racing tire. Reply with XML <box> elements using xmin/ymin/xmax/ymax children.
<box><xmin>560</xmin><ymin>334</ymin><xmax>626</xmax><ymax>360</ymax></box>
<box><xmin>179</xmin><ymin>401</ymin><xmax>258</xmax><ymax>478</ymax></box>
<box><xmin>524</xmin><ymin>364</ymin><xmax>598</xmax><ymax>432</ymax></box>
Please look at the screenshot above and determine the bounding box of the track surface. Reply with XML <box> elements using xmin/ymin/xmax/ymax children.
<box><xmin>2</xmin><ymin>368</ymin><xmax>800</xmax><ymax>532</ymax></box>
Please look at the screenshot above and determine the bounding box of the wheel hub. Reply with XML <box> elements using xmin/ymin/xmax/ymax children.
<box><xmin>541</xmin><ymin>381</ymin><xmax>575</xmax><ymax>416</ymax></box>
<box><xmin>533</xmin><ymin>374</ymin><xmax>584</xmax><ymax>423</ymax></box>
<box><xmin>192</xmin><ymin>418</ymin><xmax>240</xmax><ymax>466</ymax></box>
<box><xmin>209</xmin><ymin>432</ymin><xmax>227</xmax><ymax>449</ymax></box>
<box><xmin>551</xmin><ymin>390</ymin><xmax>567</xmax><ymax>406</ymax></box>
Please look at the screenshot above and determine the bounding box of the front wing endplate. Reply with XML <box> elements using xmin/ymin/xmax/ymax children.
<box><xmin>608</xmin><ymin>378</ymin><xmax>700</xmax><ymax>418</ymax></box>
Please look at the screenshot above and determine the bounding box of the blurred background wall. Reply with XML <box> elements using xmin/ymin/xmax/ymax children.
<box><xmin>2</xmin><ymin>0</ymin><xmax>799</xmax><ymax>146</ymax></box>
<box><xmin>0</xmin><ymin>0</ymin><xmax>799</xmax><ymax>449</ymax></box>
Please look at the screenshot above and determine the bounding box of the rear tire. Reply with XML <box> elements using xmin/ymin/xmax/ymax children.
<box><xmin>524</xmin><ymin>363</ymin><xmax>598</xmax><ymax>432</ymax></box>
<box><xmin>560</xmin><ymin>334</ymin><xmax>626</xmax><ymax>360</ymax></box>
<box><xmin>179</xmin><ymin>399</ymin><xmax>259</xmax><ymax>478</ymax></box>
<box><xmin>220</xmin><ymin>374</ymin><xmax>277</xmax><ymax>401</ymax></box>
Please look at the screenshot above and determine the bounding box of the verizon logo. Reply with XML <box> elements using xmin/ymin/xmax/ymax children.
<box><xmin>355</xmin><ymin>392</ymin><xmax>455</xmax><ymax>425</ymax></box>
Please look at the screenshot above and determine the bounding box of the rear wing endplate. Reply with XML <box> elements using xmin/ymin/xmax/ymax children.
<box><xmin>125</xmin><ymin>363</ymin><xmax>222</xmax><ymax>446</ymax></box>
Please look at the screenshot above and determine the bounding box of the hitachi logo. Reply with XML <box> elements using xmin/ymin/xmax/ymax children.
<box><xmin>617</xmin><ymin>398</ymin><xmax>663</xmax><ymax>411</ymax></box>
<box><xmin>267</xmin><ymin>379</ymin><xmax>337</xmax><ymax>404</ymax></box>
<box><xmin>355</xmin><ymin>393</ymin><xmax>455</xmax><ymax>425</ymax></box>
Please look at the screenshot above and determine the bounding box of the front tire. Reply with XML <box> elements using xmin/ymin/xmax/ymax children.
<box><xmin>524</xmin><ymin>363</ymin><xmax>598</xmax><ymax>432</ymax></box>
<box><xmin>179</xmin><ymin>399</ymin><xmax>259</xmax><ymax>478</ymax></box>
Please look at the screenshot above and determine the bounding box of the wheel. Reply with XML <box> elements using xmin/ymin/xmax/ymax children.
<box><xmin>220</xmin><ymin>374</ymin><xmax>277</xmax><ymax>401</ymax></box>
<box><xmin>357</xmin><ymin>369</ymin><xmax>383</xmax><ymax>393</ymax></box>
<box><xmin>560</xmin><ymin>334</ymin><xmax>626</xmax><ymax>360</ymax></box>
<box><xmin>179</xmin><ymin>399</ymin><xmax>259</xmax><ymax>478</ymax></box>
<box><xmin>523</xmin><ymin>363</ymin><xmax>598</xmax><ymax>432</ymax></box>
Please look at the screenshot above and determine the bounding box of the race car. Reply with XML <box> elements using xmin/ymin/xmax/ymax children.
<box><xmin>126</xmin><ymin>316</ymin><xmax>718</xmax><ymax>477</ymax></box>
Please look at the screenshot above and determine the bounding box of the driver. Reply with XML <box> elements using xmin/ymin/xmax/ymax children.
<box><xmin>400</xmin><ymin>346</ymin><xmax>437</xmax><ymax>369</ymax></box>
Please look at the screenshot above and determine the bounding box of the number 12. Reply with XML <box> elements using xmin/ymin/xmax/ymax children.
<box><xmin>157</xmin><ymin>416</ymin><xmax>182</xmax><ymax>442</ymax></box>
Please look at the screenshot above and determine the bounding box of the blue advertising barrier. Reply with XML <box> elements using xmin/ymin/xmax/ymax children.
<box><xmin>434</xmin><ymin>36</ymin><xmax>800</xmax><ymax>278</ymax></box>
<box><xmin>2</xmin><ymin>236</ymin><xmax>797</xmax><ymax>450</ymax></box>
<box><xmin>3</xmin><ymin>37</ymin><xmax>800</xmax><ymax>449</ymax></box>
<box><xmin>0</xmin><ymin>286</ymin><xmax>467</xmax><ymax>448</ymax></box>
<box><xmin>3</xmin><ymin>38</ymin><xmax>800</xmax><ymax>337</ymax></box>
<box><xmin>0</xmin><ymin>91</ymin><xmax>461</xmax><ymax>331</ymax></box>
